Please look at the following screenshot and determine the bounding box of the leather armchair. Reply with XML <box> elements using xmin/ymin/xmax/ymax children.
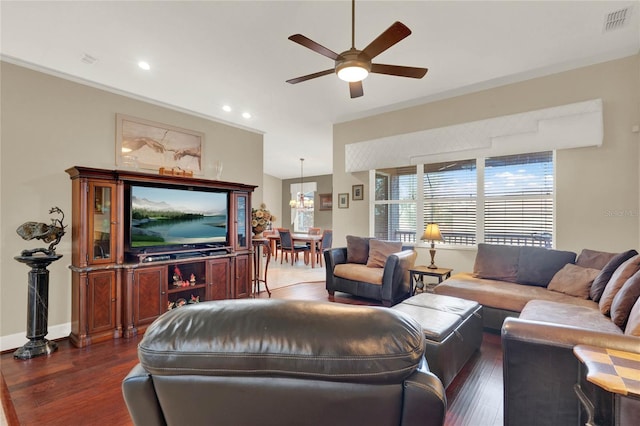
<box><xmin>122</xmin><ymin>299</ymin><xmax>446</xmax><ymax>426</ymax></box>
<box><xmin>324</xmin><ymin>246</ymin><xmax>415</xmax><ymax>307</ymax></box>
<box><xmin>502</xmin><ymin>317</ymin><xmax>640</xmax><ymax>426</ymax></box>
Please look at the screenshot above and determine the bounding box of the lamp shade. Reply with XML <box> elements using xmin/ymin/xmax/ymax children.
<box><xmin>421</xmin><ymin>223</ymin><xmax>443</xmax><ymax>242</ymax></box>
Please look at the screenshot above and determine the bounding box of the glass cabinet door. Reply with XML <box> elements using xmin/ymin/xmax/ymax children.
<box><xmin>234</xmin><ymin>193</ymin><xmax>249</xmax><ymax>250</ymax></box>
<box><xmin>89</xmin><ymin>182</ymin><xmax>116</xmax><ymax>264</ymax></box>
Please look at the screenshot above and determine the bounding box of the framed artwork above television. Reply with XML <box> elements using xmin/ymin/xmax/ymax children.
<box><xmin>116</xmin><ymin>114</ymin><xmax>204</xmax><ymax>175</ymax></box>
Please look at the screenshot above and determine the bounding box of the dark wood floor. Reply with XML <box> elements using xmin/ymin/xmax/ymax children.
<box><xmin>1</xmin><ymin>282</ymin><xmax>503</xmax><ymax>426</ymax></box>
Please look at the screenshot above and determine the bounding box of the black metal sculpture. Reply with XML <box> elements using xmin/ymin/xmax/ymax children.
<box><xmin>16</xmin><ymin>206</ymin><xmax>66</xmax><ymax>256</ymax></box>
<box><xmin>14</xmin><ymin>207</ymin><xmax>66</xmax><ymax>359</ymax></box>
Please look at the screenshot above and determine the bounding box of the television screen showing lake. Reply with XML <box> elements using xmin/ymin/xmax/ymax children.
<box><xmin>130</xmin><ymin>186</ymin><xmax>228</xmax><ymax>247</ymax></box>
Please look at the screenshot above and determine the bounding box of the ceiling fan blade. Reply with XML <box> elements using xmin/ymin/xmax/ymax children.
<box><xmin>288</xmin><ymin>34</ymin><xmax>342</xmax><ymax>61</ymax></box>
<box><xmin>349</xmin><ymin>81</ymin><xmax>363</xmax><ymax>98</ymax></box>
<box><xmin>362</xmin><ymin>21</ymin><xmax>411</xmax><ymax>60</ymax></box>
<box><xmin>286</xmin><ymin>69</ymin><xmax>334</xmax><ymax>84</ymax></box>
<box><xmin>371</xmin><ymin>63</ymin><xmax>428</xmax><ymax>79</ymax></box>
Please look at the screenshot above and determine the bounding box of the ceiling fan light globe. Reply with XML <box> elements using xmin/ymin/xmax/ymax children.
<box><xmin>337</xmin><ymin>66</ymin><xmax>368</xmax><ymax>82</ymax></box>
<box><xmin>336</xmin><ymin>54</ymin><xmax>371</xmax><ymax>83</ymax></box>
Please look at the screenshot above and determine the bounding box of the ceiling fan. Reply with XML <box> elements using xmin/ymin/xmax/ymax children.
<box><xmin>286</xmin><ymin>0</ymin><xmax>428</xmax><ymax>99</ymax></box>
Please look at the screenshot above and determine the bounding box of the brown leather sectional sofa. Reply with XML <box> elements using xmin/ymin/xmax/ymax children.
<box><xmin>434</xmin><ymin>243</ymin><xmax>640</xmax><ymax>426</ymax></box>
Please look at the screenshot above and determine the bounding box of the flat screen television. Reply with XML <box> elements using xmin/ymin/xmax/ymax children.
<box><xmin>125</xmin><ymin>183</ymin><xmax>229</xmax><ymax>254</ymax></box>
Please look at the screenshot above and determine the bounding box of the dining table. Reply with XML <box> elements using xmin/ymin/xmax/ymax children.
<box><xmin>266</xmin><ymin>232</ymin><xmax>323</xmax><ymax>268</ymax></box>
<box><xmin>291</xmin><ymin>233</ymin><xmax>323</xmax><ymax>268</ymax></box>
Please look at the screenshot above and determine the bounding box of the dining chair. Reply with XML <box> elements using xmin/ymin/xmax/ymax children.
<box><xmin>276</xmin><ymin>228</ymin><xmax>290</xmax><ymax>260</ymax></box>
<box><xmin>263</xmin><ymin>230</ymin><xmax>278</xmax><ymax>260</ymax></box>
<box><xmin>316</xmin><ymin>229</ymin><xmax>332</xmax><ymax>267</ymax></box>
<box><xmin>278</xmin><ymin>229</ymin><xmax>309</xmax><ymax>265</ymax></box>
<box><xmin>306</xmin><ymin>227</ymin><xmax>322</xmax><ymax>251</ymax></box>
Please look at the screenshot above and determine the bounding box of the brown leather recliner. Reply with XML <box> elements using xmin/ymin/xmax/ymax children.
<box><xmin>122</xmin><ymin>299</ymin><xmax>446</xmax><ymax>426</ymax></box>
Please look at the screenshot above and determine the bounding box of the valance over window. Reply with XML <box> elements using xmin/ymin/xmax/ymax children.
<box><xmin>345</xmin><ymin>99</ymin><xmax>603</xmax><ymax>172</ymax></box>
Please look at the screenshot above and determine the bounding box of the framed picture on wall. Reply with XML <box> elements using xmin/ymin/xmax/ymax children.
<box><xmin>319</xmin><ymin>193</ymin><xmax>333</xmax><ymax>210</ymax></box>
<box><xmin>116</xmin><ymin>113</ymin><xmax>204</xmax><ymax>174</ymax></box>
<box><xmin>352</xmin><ymin>184</ymin><xmax>364</xmax><ymax>201</ymax></box>
<box><xmin>338</xmin><ymin>193</ymin><xmax>349</xmax><ymax>209</ymax></box>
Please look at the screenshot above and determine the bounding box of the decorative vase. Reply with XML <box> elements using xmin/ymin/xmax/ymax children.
<box><xmin>254</xmin><ymin>232</ymin><xmax>263</xmax><ymax>238</ymax></box>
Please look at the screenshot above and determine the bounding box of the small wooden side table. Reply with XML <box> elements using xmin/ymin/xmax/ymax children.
<box><xmin>252</xmin><ymin>238</ymin><xmax>272</xmax><ymax>297</ymax></box>
<box><xmin>409</xmin><ymin>266</ymin><xmax>453</xmax><ymax>295</ymax></box>
<box><xmin>573</xmin><ymin>345</ymin><xmax>640</xmax><ymax>426</ymax></box>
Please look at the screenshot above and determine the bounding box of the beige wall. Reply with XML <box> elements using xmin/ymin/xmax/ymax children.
<box><xmin>281</xmin><ymin>174</ymin><xmax>333</xmax><ymax>231</ymax></box>
<box><xmin>260</xmin><ymin>173</ymin><xmax>283</xmax><ymax>229</ymax></box>
<box><xmin>0</xmin><ymin>62</ymin><xmax>264</xmax><ymax>347</ymax></box>
<box><xmin>333</xmin><ymin>54</ymin><xmax>640</xmax><ymax>272</ymax></box>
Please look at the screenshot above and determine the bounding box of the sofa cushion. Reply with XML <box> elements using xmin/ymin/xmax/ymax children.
<box><xmin>625</xmin><ymin>297</ymin><xmax>640</xmax><ymax>336</ymax></box>
<box><xmin>346</xmin><ymin>235</ymin><xmax>371</xmax><ymax>264</ymax></box>
<box><xmin>547</xmin><ymin>264</ymin><xmax>600</xmax><ymax>299</ymax></box>
<box><xmin>610</xmin><ymin>270</ymin><xmax>640</xmax><ymax>328</ymax></box>
<box><xmin>435</xmin><ymin>272</ymin><xmax>598</xmax><ymax>313</ymax></box>
<box><xmin>516</xmin><ymin>246</ymin><xmax>576</xmax><ymax>287</ymax></box>
<box><xmin>519</xmin><ymin>300</ymin><xmax>623</xmax><ymax>334</ymax></box>
<box><xmin>473</xmin><ymin>244</ymin><xmax>520</xmax><ymax>282</ymax></box>
<box><xmin>366</xmin><ymin>240</ymin><xmax>402</xmax><ymax>268</ymax></box>
<box><xmin>590</xmin><ymin>249</ymin><xmax>638</xmax><ymax>302</ymax></box>
<box><xmin>599</xmin><ymin>254</ymin><xmax>640</xmax><ymax>315</ymax></box>
<box><xmin>575</xmin><ymin>249</ymin><xmax>618</xmax><ymax>270</ymax></box>
<box><xmin>334</xmin><ymin>263</ymin><xmax>384</xmax><ymax>285</ymax></box>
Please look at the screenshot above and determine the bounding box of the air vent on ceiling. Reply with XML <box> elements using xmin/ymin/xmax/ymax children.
<box><xmin>603</xmin><ymin>7</ymin><xmax>631</xmax><ymax>32</ymax></box>
<box><xmin>80</xmin><ymin>53</ymin><xmax>98</xmax><ymax>65</ymax></box>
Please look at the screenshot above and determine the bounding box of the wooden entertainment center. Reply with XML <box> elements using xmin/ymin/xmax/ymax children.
<box><xmin>66</xmin><ymin>166</ymin><xmax>256</xmax><ymax>348</ymax></box>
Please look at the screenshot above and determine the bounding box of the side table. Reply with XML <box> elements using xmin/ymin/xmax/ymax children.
<box><xmin>573</xmin><ymin>345</ymin><xmax>640</xmax><ymax>426</ymax></box>
<box><xmin>409</xmin><ymin>266</ymin><xmax>453</xmax><ymax>295</ymax></box>
<box><xmin>252</xmin><ymin>238</ymin><xmax>272</xmax><ymax>297</ymax></box>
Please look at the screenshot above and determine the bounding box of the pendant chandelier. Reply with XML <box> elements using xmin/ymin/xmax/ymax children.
<box><xmin>289</xmin><ymin>158</ymin><xmax>314</xmax><ymax>210</ymax></box>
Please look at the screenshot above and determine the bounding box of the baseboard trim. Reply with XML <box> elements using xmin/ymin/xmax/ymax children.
<box><xmin>0</xmin><ymin>322</ymin><xmax>71</xmax><ymax>352</ymax></box>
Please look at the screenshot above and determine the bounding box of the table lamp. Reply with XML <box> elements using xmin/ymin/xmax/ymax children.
<box><xmin>422</xmin><ymin>223</ymin><xmax>444</xmax><ymax>269</ymax></box>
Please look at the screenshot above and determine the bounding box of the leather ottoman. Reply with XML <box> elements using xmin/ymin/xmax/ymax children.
<box><xmin>392</xmin><ymin>293</ymin><xmax>483</xmax><ymax>388</ymax></box>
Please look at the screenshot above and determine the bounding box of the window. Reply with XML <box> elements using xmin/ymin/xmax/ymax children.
<box><xmin>372</xmin><ymin>151</ymin><xmax>554</xmax><ymax>247</ymax></box>
<box><xmin>374</xmin><ymin>166</ymin><xmax>416</xmax><ymax>242</ymax></box>
<box><xmin>291</xmin><ymin>190</ymin><xmax>315</xmax><ymax>232</ymax></box>
<box><xmin>484</xmin><ymin>152</ymin><xmax>553</xmax><ymax>247</ymax></box>
<box><xmin>424</xmin><ymin>160</ymin><xmax>477</xmax><ymax>245</ymax></box>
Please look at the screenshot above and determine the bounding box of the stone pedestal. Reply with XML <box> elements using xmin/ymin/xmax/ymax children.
<box><xmin>13</xmin><ymin>253</ymin><xmax>63</xmax><ymax>360</ymax></box>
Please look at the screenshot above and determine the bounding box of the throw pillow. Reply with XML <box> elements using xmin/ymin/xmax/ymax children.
<box><xmin>366</xmin><ymin>239</ymin><xmax>403</xmax><ymax>268</ymax></box>
<box><xmin>547</xmin><ymin>264</ymin><xmax>600</xmax><ymax>299</ymax></box>
<box><xmin>575</xmin><ymin>249</ymin><xmax>617</xmax><ymax>270</ymax></box>
<box><xmin>346</xmin><ymin>235</ymin><xmax>371</xmax><ymax>264</ymax></box>
<box><xmin>473</xmin><ymin>244</ymin><xmax>520</xmax><ymax>282</ymax></box>
<box><xmin>625</xmin><ymin>296</ymin><xmax>640</xmax><ymax>336</ymax></box>
<box><xmin>610</xmin><ymin>269</ymin><xmax>640</xmax><ymax>328</ymax></box>
<box><xmin>599</xmin><ymin>254</ymin><xmax>640</xmax><ymax>316</ymax></box>
<box><xmin>516</xmin><ymin>246</ymin><xmax>577</xmax><ymax>287</ymax></box>
<box><xmin>590</xmin><ymin>249</ymin><xmax>638</xmax><ymax>302</ymax></box>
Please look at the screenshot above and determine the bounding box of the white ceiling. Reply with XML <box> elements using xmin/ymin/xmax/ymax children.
<box><xmin>1</xmin><ymin>1</ymin><xmax>639</xmax><ymax>179</ymax></box>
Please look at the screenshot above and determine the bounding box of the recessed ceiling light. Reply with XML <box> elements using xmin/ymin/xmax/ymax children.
<box><xmin>138</xmin><ymin>61</ymin><xmax>151</xmax><ymax>70</ymax></box>
<box><xmin>222</xmin><ymin>105</ymin><xmax>232</xmax><ymax>112</ymax></box>
<box><xmin>242</xmin><ymin>112</ymin><xmax>251</xmax><ymax>119</ymax></box>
